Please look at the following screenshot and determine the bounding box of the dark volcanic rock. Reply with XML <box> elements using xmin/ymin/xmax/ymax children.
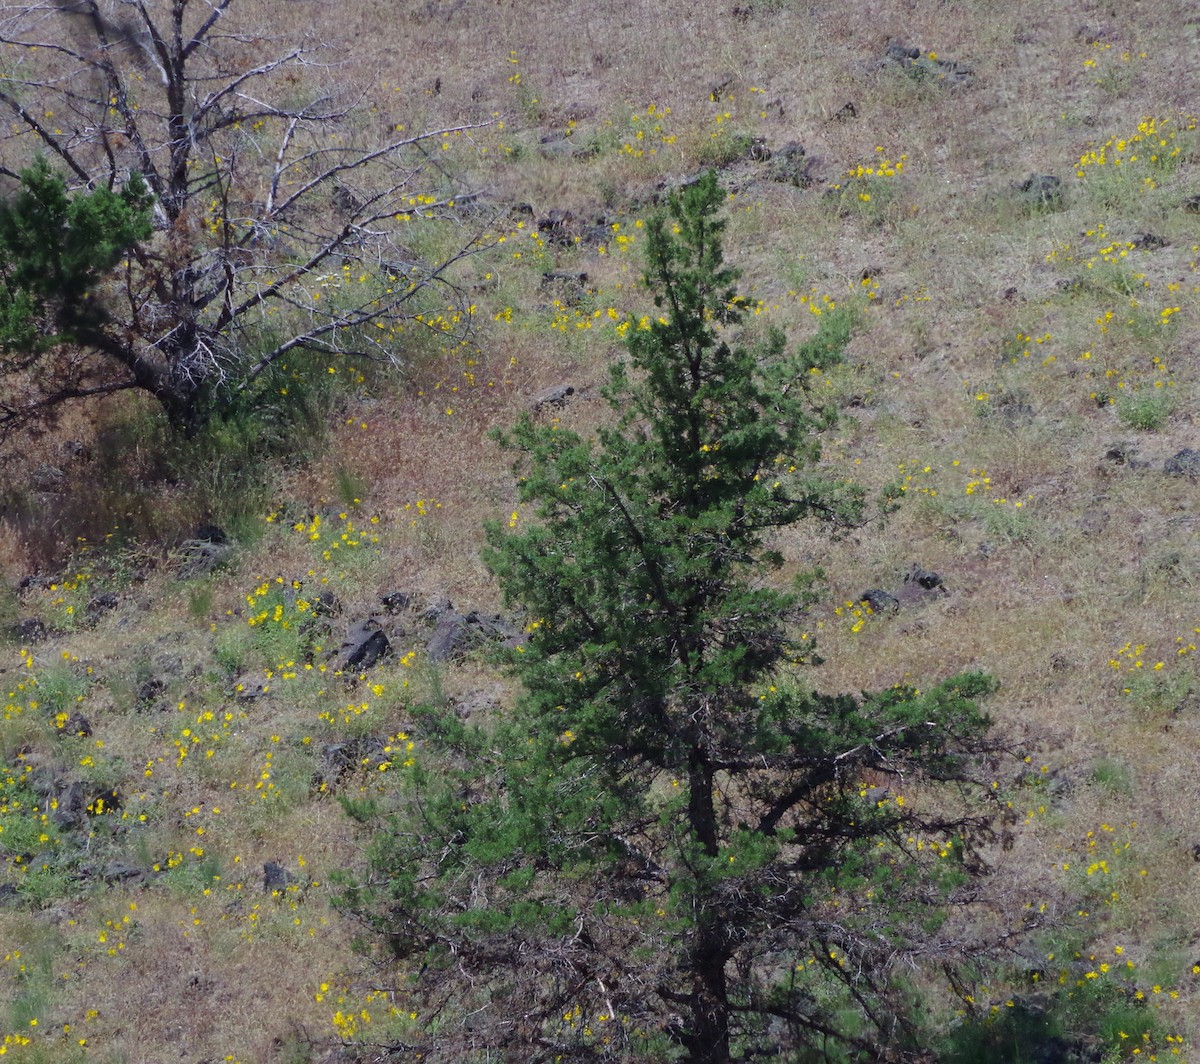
<box><xmin>426</xmin><ymin>610</ymin><xmax>517</xmax><ymax>663</ymax></box>
<box><xmin>337</xmin><ymin>618</ymin><xmax>392</xmax><ymax>672</ymax></box>
<box><xmin>905</xmin><ymin>565</ymin><xmax>945</xmax><ymax>591</ymax></box>
<box><xmin>1164</xmin><ymin>448</ymin><xmax>1200</xmax><ymax>477</ymax></box>
<box><xmin>860</xmin><ymin>589</ymin><xmax>900</xmax><ymax>615</ymax></box>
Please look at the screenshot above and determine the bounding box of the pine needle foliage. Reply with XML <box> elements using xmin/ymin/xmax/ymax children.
<box><xmin>342</xmin><ymin>172</ymin><xmax>1007</xmax><ymax>1064</ymax></box>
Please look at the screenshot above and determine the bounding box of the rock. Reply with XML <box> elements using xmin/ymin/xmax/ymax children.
<box><xmin>263</xmin><ymin>861</ymin><xmax>297</xmax><ymax>892</ymax></box>
<box><xmin>10</xmin><ymin>618</ymin><xmax>47</xmax><ymax>643</ymax></box>
<box><xmin>1104</xmin><ymin>441</ymin><xmax>1139</xmax><ymax>465</ymax></box>
<box><xmin>533</xmin><ymin>384</ymin><xmax>577</xmax><ymax>413</ymax></box>
<box><xmin>421</xmin><ymin>596</ymin><xmax>455</xmax><ymax>625</ymax></box>
<box><xmin>136</xmin><ymin>677</ymin><xmax>166</xmax><ymax>707</ymax></box>
<box><xmin>537</xmin><ymin>208</ymin><xmax>576</xmax><ymax>246</ymax></box>
<box><xmin>709</xmin><ymin>73</ymin><xmax>734</xmax><ymax>101</ymax></box>
<box><xmin>425</xmin><ymin>610</ymin><xmax>470</xmax><ymax>663</ymax></box>
<box><xmin>885</xmin><ymin>43</ymin><xmax>920</xmax><ymax>63</ymax></box>
<box><xmin>194</xmin><ymin>523</ymin><xmax>228</xmax><ymax>544</ymax></box>
<box><xmin>79</xmin><ymin>861</ymin><xmax>147</xmax><ymax>885</ymax></box>
<box><xmin>230</xmin><ymin>676</ymin><xmax>266</xmax><ymax>704</ymax></box>
<box><xmin>1131</xmin><ymin>232</ymin><xmax>1166</xmax><ymax>250</ymax></box>
<box><xmin>992</xmin><ymin>396</ymin><xmax>1035</xmax><ymax>422</ymax></box>
<box><xmin>540</xmin><ymin>271</ymin><xmax>589</xmax><ymax>305</ymax></box>
<box><xmin>765</xmin><ymin>141</ymin><xmax>816</xmax><ymax>187</ymax></box>
<box><xmin>175</xmin><ymin>538</ymin><xmax>232</xmax><ymax>579</ymax></box>
<box><xmin>830</xmin><ymin>101</ymin><xmax>858</xmax><ymax>122</ymax></box>
<box><xmin>84</xmin><ymin>592</ymin><xmax>119</xmax><ymax>624</ymax></box>
<box><xmin>426</xmin><ymin>610</ymin><xmax>517</xmax><ymax>663</ymax></box>
<box><xmin>883</xmin><ymin>42</ymin><xmax>972</xmax><ymax>83</ymax></box>
<box><xmin>337</xmin><ymin>618</ymin><xmax>392</xmax><ymax>672</ymax></box>
<box><xmin>1014</xmin><ymin>173</ymin><xmax>1063</xmax><ymax>210</ymax></box>
<box><xmin>1183</xmin><ymin>194</ymin><xmax>1200</xmax><ymax>214</ymax></box>
<box><xmin>747</xmin><ymin>136</ymin><xmax>771</xmax><ymax>162</ymax></box>
<box><xmin>450</xmin><ymin>687</ymin><xmax>505</xmax><ymax>720</ymax></box>
<box><xmin>905</xmin><ymin>565</ymin><xmax>945</xmax><ymax>590</ymax></box>
<box><xmin>29</xmin><ymin>465</ymin><xmax>66</xmax><ymax>493</ymax></box>
<box><xmin>314</xmin><ymin>736</ymin><xmax>386</xmax><ymax>793</ymax></box>
<box><xmin>380</xmin><ymin>591</ymin><xmax>412</xmax><ymax>614</ymax></box>
<box><xmin>54</xmin><ymin>781</ymin><xmax>122</xmax><ymax>828</ymax></box>
<box><xmin>56</xmin><ymin>713</ymin><xmax>92</xmax><ymax>738</ymax></box>
<box><xmin>537</xmin><ymin>131</ymin><xmax>587</xmax><ymax>160</ymax></box>
<box><xmin>312</xmin><ymin>590</ymin><xmax>341</xmax><ymax>617</ymax></box>
<box><xmin>1164</xmin><ymin>448</ymin><xmax>1200</xmax><ymax>477</ymax></box>
<box><xmin>860</xmin><ymin>589</ymin><xmax>900</xmax><ymax>615</ymax></box>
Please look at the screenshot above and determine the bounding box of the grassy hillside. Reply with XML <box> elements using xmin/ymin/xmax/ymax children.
<box><xmin>1</xmin><ymin>0</ymin><xmax>1198</xmax><ymax>1060</ymax></box>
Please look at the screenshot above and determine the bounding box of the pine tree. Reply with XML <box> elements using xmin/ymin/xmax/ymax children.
<box><xmin>343</xmin><ymin>172</ymin><xmax>1004</xmax><ymax>1063</ymax></box>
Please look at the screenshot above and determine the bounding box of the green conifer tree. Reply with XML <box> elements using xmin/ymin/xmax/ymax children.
<box><xmin>343</xmin><ymin>172</ymin><xmax>1004</xmax><ymax>1063</ymax></box>
<box><xmin>0</xmin><ymin>159</ymin><xmax>153</xmax><ymax>428</ymax></box>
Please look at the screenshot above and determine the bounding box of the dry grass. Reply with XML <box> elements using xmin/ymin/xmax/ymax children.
<box><xmin>2</xmin><ymin>0</ymin><xmax>1200</xmax><ymax>1059</ymax></box>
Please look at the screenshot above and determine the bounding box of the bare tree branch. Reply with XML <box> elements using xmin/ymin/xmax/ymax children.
<box><xmin>0</xmin><ymin>0</ymin><xmax>493</xmax><ymax>438</ymax></box>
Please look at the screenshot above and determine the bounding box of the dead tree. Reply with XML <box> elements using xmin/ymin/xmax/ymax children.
<box><xmin>0</xmin><ymin>0</ymin><xmax>490</xmax><ymax>436</ymax></box>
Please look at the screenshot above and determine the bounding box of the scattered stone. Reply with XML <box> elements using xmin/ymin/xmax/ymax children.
<box><xmin>747</xmin><ymin>136</ymin><xmax>771</xmax><ymax>162</ymax></box>
<box><xmin>56</xmin><ymin>713</ymin><xmax>92</xmax><ymax>738</ymax></box>
<box><xmin>859</xmin><ymin>589</ymin><xmax>900</xmax><ymax>615</ymax></box>
<box><xmin>537</xmin><ymin>208</ymin><xmax>577</xmax><ymax>246</ymax></box>
<box><xmin>830</xmin><ymin>101</ymin><xmax>858</xmax><ymax>122</ymax></box>
<box><xmin>533</xmin><ymin>384</ymin><xmax>577</xmax><ymax>413</ymax></box>
<box><xmin>29</xmin><ymin>465</ymin><xmax>66</xmax><ymax>493</ymax></box>
<box><xmin>421</xmin><ymin>596</ymin><xmax>455</xmax><ymax>625</ymax></box>
<box><xmin>84</xmin><ymin>592</ymin><xmax>118</xmax><ymax>624</ymax></box>
<box><xmin>312</xmin><ymin>590</ymin><xmax>341</xmax><ymax>617</ymax></box>
<box><xmin>54</xmin><ymin>781</ymin><xmax>122</xmax><ymax>828</ymax></box>
<box><xmin>905</xmin><ymin>565</ymin><xmax>944</xmax><ymax>591</ymax></box>
<box><xmin>380</xmin><ymin>591</ymin><xmax>412</xmax><ymax>614</ymax></box>
<box><xmin>764</xmin><ymin>141</ymin><xmax>816</xmax><ymax>187</ymax></box>
<box><xmin>709</xmin><ymin>73</ymin><xmax>734</xmax><ymax>101</ymax></box>
<box><xmin>883</xmin><ymin>42</ymin><xmax>972</xmax><ymax>83</ymax></box>
<box><xmin>537</xmin><ymin>131</ymin><xmax>587</xmax><ymax>160</ymax></box>
<box><xmin>136</xmin><ymin>677</ymin><xmax>166</xmax><ymax>707</ymax></box>
<box><xmin>540</xmin><ymin>271</ymin><xmax>590</xmax><ymax>305</ymax></box>
<box><xmin>81</xmin><ymin>861</ymin><xmax>147</xmax><ymax>885</ymax></box>
<box><xmin>194</xmin><ymin>523</ymin><xmax>228</xmax><ymax>544</ymax></box>
<box><xmin>314</xmin><ymin>736</ymin><xmax>387</xmax><ymax>793</ymax></box>
<box><xmin>10</xmin><ymin>618</ymin><xmax>47</xmax><ymax>643</ymax></box>
<box><xmin>426</xmin><ymin>610</ymin><xmax>518</xmax><ymax>663</ymax></box>
<box><xmin>337</xmin><ymin>618</ymin><xmax>392</xmax><ymax>672</ymax></box>
<box><xmin>1013</xmin><ymin>173</ymin><xmax>1063</xmax><ymax>210</ymax></box>
<box><xmin>1104</xmin><ymin>441</ymin><xmax>1139</xmax><ymax>465</ymax></box>
<box><xmin>1164</xmin><ymin>448</ymin><xmax>1200</xmax><ymax>477</ymax></box>
<box><xmin>174</xmin><ymin>538</ymin><xmax>232</xmax><ymax>579</ymax></box>
<box><xmin>885</xmin><ymin>43</ymin><xmax>920</xmax><ymax>63</ymax></box>
<box><xmin>263</xmin><ymin>861</ymin><xmax>297</xmax><ymax>892</ymax></box>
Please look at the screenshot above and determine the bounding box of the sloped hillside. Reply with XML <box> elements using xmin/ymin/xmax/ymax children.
<box><xmin>1</xmin><ymin>0</ymin><xmax>1198</xmax><ymax>1060</ymax></box>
